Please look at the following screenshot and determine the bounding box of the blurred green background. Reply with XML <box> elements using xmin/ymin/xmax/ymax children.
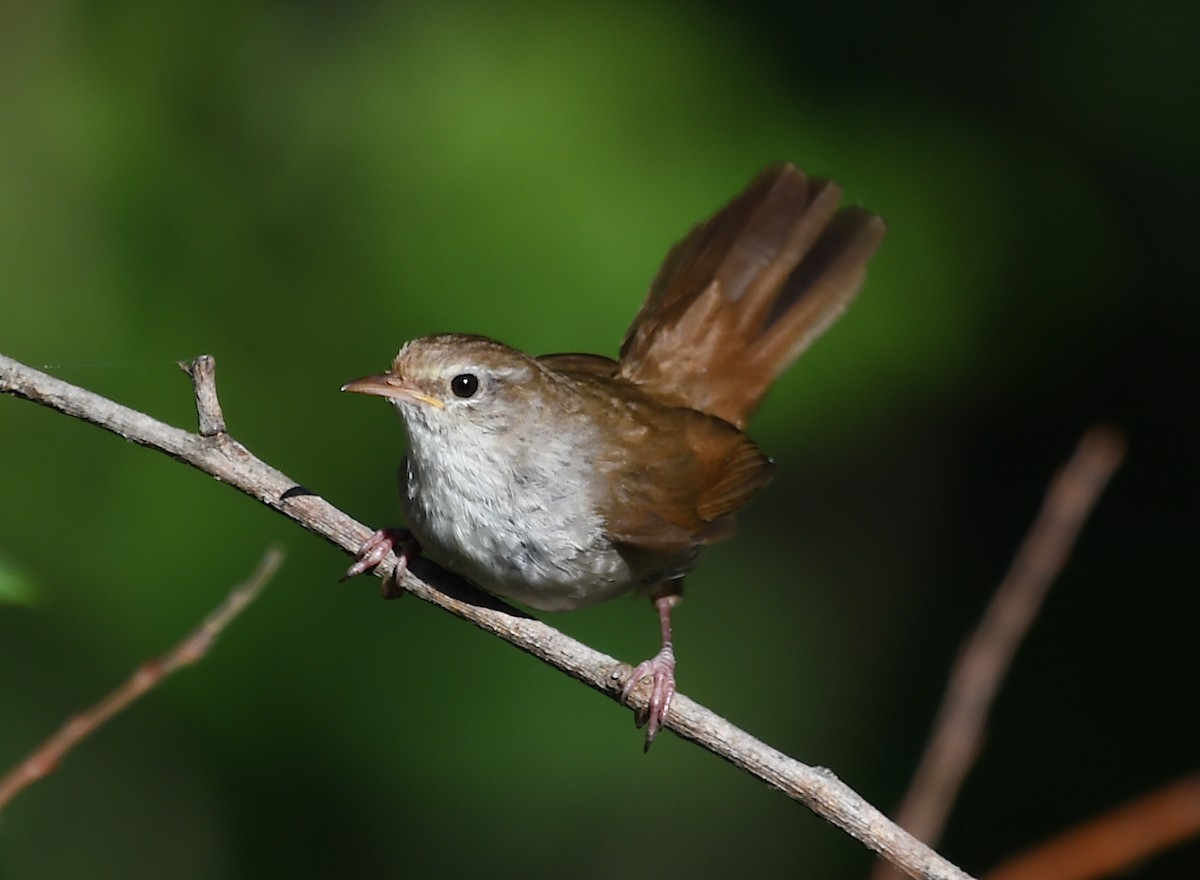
<box><xmin>2</xmin><ymin>1</ymin><xmax>1197</xmax><ymax>877</ymax></box>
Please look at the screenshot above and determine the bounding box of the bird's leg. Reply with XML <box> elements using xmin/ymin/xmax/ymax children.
<box><xmin>622</xmin><ymin>589</ymin><xmax>682</xmax><ymax>749</ymax></box>
<box><xmin>340</xmin><ymin>528</ymin><xmax>422</xmax><ymax>598</ymax></box>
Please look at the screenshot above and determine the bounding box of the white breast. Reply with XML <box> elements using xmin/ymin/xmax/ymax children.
<box><xmin>400</xmin><ymin>406</ymin><xmax>636</xmax><ymax>611</ymax></box>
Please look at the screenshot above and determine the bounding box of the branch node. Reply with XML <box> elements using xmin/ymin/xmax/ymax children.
<box><xmin>179</xmin><ymin>354</ymin><xmax>226</xmax><ymax>436</ymax></box>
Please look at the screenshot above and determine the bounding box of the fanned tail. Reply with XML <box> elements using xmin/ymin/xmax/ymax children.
<box><xmin>618</xmin><ymin>163</ymin><xmax>886</xmax><ymax>429</ymax></box>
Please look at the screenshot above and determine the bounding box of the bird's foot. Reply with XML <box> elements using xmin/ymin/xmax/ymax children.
<box><xmin>621</xmin><ymin>644</ymin><xmax>676</xmax><ymax>750</ymax></box>
<box><xmin>340</xmin><ymin>528</ymin><xmax>421</xmax><ymax>597</ymax></box>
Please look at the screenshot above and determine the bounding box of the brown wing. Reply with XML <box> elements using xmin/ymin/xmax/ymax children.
<box><xmin>619</xmin><ymin>163</ymin><xmax>885</xmax><ymax>429</ymax></box>
<box><xmin>598</xmin><ymin>401</ymin><xmax>775</xmax><ymax>559</ymax></box>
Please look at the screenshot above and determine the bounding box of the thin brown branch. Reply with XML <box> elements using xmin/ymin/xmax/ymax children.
<box><xmin>984</xmin><ymin>773</ymin><xmax>1200</xmax><ymax>880</ymax></box>
<box><xmin>0</xmin><ymin>351</ymin><xmax>974</xmax><ymax>880</ymax></box>
<box><xmin>872</xmin><ymin>426</ymin><xmax>1126</xmax><ymax>880</ymax></box>
<box><xmin>0</xmin><ymin>546</ymin><xmax>282</xmax><ymax>810</ymax></box>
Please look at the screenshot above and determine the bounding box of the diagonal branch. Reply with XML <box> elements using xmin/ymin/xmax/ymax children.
<box><xmin>0</xmin><ymin>546</ymin><xmax>282</xmax><ymax>810</ymax></box>
<box><xmin>872</xmin><ymin>426</ymin><xmax>1126</xmax><ymax>880</ymax></box>
<box><xmin>0</xmin><ymin>351</ymin><xmax>973</xmax><ymax>880</ymax></box>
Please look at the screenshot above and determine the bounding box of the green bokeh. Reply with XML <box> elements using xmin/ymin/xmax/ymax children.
<box><xmin>2</xmin><ymin>2</ymin><xmax>1197</xmax><ymax>878</ymax></box>
<box><xmin>0</xmin><ymin>555</ymin><xmax>36</xmax><ymax>606</ymax></box>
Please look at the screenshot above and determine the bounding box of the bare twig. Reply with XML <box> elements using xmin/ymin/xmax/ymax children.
<box><xmin>0</xmin><ymin>546</ymin><xmax>282</xmax><ymax>810</ymax></box>
<box><xmin>871</xmin><ymin>426</ymin><xmax>1126</xmax><ymax>880</ymax></box>
<box><xmin>984</xmin><ymin>773</ymin><xmax>1200</xmax><ymax>880</ymax></box>
<box><xmin>0</xmin><ymin>352</ymin><xmax>973</xmax><ymax>880</ymax></box>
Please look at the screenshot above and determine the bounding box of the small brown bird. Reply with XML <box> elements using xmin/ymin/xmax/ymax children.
<box><xmin>343</xmin><ymin>164</ymin><xmax>885</xmax><ymax>746</ymax></box>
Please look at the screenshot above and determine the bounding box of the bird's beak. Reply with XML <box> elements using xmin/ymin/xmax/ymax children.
<box><xmin>341</xmin><ymin>373</ymin><xmax>445</xmax><ymax>409</ymax></box>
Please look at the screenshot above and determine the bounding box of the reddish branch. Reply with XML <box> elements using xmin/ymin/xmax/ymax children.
<box><xmin>0</xmin><ymin>547</ymin><xmax>282</xmax><ymax>809</ymax></box>
<box><xmin>985</xmin><ymin>774</ymin><xmax>1200</xmax><ymax>880</ymax></box>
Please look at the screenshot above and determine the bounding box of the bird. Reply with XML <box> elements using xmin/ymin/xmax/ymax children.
<box><xmin>342</xmin><ymin>163</ymin><xmax>886</xmax><ymax>747</ymax></box>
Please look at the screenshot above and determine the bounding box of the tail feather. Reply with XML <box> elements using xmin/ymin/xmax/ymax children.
<box><xmin>618</xmin><ymin>164</ymin><xmax>885</xmax><ymax>429</ymax></box>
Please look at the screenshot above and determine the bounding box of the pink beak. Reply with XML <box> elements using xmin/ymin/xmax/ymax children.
<box><xmin>341</xmin><ymin>373</ymin><xmax>444</xmax><ymax>409</ymax></box>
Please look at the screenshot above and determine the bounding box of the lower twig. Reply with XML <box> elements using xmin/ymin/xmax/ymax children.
<box><xmin>0</xmin><ymin>546</ymin><xmax>283</xmax><ymax>811</ymax></box>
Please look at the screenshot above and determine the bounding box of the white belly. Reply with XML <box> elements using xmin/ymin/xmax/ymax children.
<box><xmin>401</xmin><ymin>435</ymin><xmax>637</xmax><ymax>612</ymax></box>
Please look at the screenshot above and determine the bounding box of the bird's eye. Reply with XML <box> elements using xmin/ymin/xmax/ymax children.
<box><xmin>451</xmin><ymin>373</ymin><xmax>479</xmax><ymax>398</ymax></box>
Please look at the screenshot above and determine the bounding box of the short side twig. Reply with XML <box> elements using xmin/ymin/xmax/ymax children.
<box><xmin>0</xmin><ymin>352</ymin><xmax>973</xmax><ymax>880</ymax></box>
<box><xmin>984</xmin><ymin>773</ymin><xmax>1200</xmax><ymax>880</ymax></box>
<box><xmin>0</xmin><ymin>546</ymin><xmax>283</xmax><ymax>810</ymax></box>
<box><xmin>180</xmin><ymin>354</ymin><xmax>226</xmax><ymax>436</ymax></box>
<box><xmin>871</xmin><ymin>426</ymin><xmax>1126</xmax><ymax>880</ymax></box>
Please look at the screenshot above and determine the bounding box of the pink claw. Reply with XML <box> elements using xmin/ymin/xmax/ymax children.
<box><xmin>341</xmin><ymin>528</ymin><xmax>420</xmax><ymax>591</ymax></box>
<box><xmin>621</xmin><ymin>644</ymin><xmax>677</xmax><ymax>749</ymax></box>
<box><xmin>620</xmin><ymin>592</ymin><xmax>682</xmax><ymax>750</ymax></box>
